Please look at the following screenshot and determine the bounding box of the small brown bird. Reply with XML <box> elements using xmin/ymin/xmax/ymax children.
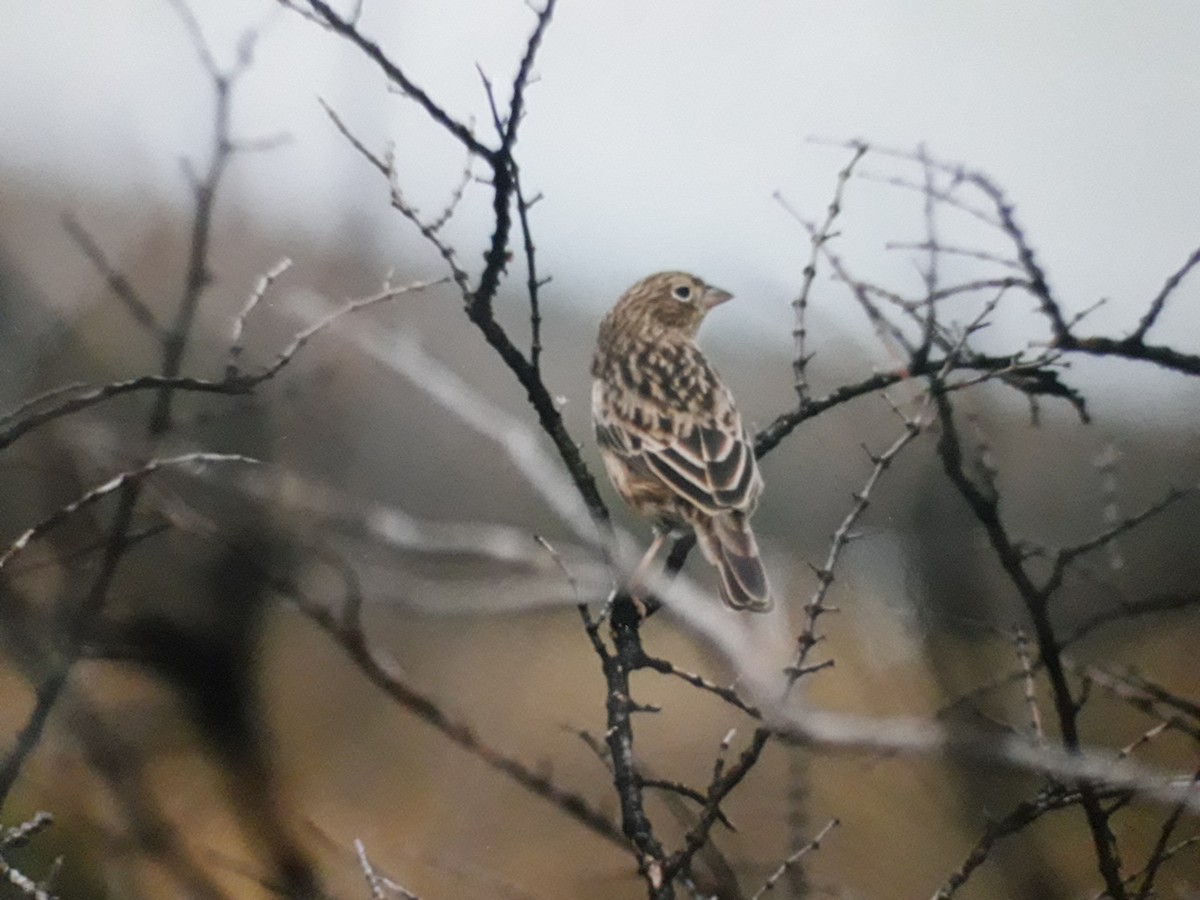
<box><xmin>591</xmin><ymin>271</ymin><xmax>771</xmax><ymax>612</ymax></box>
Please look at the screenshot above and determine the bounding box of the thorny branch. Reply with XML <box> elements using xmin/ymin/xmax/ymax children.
<box><xmin>932</xmin><ymin>382</ymin><xmax>1131</xmax><ymax>899</ymax></box>
<box><xmin>774</xmin><ymin>140</ymin><xmax>867</xmax><ymax>403</ymax></box>
<box><xmin>8</xmin><ymin>4</ymin><xmax>1200</xmax><ymax>894</ymax></box>
<box><xmin>313</xmin><ymin>75</ymin><xmax>1200</xmax><ymax>891</ymax></box>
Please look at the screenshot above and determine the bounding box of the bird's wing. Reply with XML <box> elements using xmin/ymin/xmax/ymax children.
<box><xmin>594</xmin><ymin>378</ymin><xmax>760</xmax><ymax>517</ymax></box>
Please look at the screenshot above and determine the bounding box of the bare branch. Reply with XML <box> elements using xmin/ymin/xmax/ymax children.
<box><xmin>1132</xmin><ymin>244</ymin><xmax>1200</xmax><ymax>343</ymax></box>
<box><xmin>176</xmin><ymin>533</ymin><xmax>628</xmax><ymax>852</ymax></box>
<box><xmin>0</xmin><ymin>276</ymin><xmax>443</xmax><ymax>458</ymax></box>
<box><xmin>470</xmin><ymin>0</ymin><xmax>558</xmax><ymax>324</ymax></box>
<box><xmin>1132</xmin><ymin>770</ymin><xmax>1200</xmax><ymax>900</ymax></box>
<box><xmin>791</xmin><ymin>395</ymin><xmax>924</xmax><ymax>685</ymax></box>
<box><xmin>0</xmin><ymin>813</ymin><xmax>53</xmax><ymax>851</ymax></box>
<box><xmin>1014</xmin><ymin>628</ymin><xmax>1045</xmax><ymax>746</ymax></box>
<box><xmin>931</xmin><ymin>380</ymin><xmax>1129</xmax><ymax>898</ymax></box>
<box><xmin>228</xmin><ymin>256</ymin><xmax>292</xmax><ymax>374</ymax></box>
<box><xmin>1044</xmin><ymin>486</ymin><xmax>1194</xmax><ymax>596</ymax></box>
<box><xmin>166</xmin><ymin>0</ymin><xmax>225</xmax><ymax>80</ymax></box>
<box><xmin>774</xmin><ymin>141</ymin><xmax>867</xmax><ymax>403</ymax></box>
<box><xmin>61</xmin><ymin>214</ymin><xmax>165</xmax><ymax>339</ymax></box>
<box><xmin>885</xmin><ymin>240</ymin><xmax>1024</xmax><ymax>271</ymax></box>
<box><xmin>638</xmin><ymin>655</ymin><xmax>761</xmax><ymax>718</ymax></box>
<box><xmin>1060</xmin><ymin>333</ymin><xmax>1200</xmax><ymax>376</ymax></box>
<box><xmin>931</xmin><ymin>785</ymin><xmax>1128</xmax><ymax>900</ymax></box>
<box><xmin>295</xmin><ymin>0</ymin><xmax>493</xmax><ymax>159</ymax></box>
<box><xmin>319</xmin><ymin>99</ymin><xmax>472</xmax><ymax>294</ymax></box>
<box><xmin>261</xmin><ymin>277</ymin><xmax>450</xmax><ymax>380</ymax></box>
<box><xmin>355</xmin><ymin>840</ymin><xmax>420</xmax><ymax>900</ymax></box>
<box><xmin>0</xmin><ymin>453</ymin><xmax>258</xmax><ymax>572</ymax></box>
<box><xmin>749</xmin><ymin>818</ymin><xmax>839</xmax><ymax>900</ymax></box>
<box><xmin>155</xmin><ymin>0</ymin><xmax>261</xmax><ymax>434</ymax></box>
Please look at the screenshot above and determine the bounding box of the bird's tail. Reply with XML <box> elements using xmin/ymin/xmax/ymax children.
<box><xmin>697</xmin><ymin>513</ymin><xmax>772</xmax><ymax>612</ymax></box>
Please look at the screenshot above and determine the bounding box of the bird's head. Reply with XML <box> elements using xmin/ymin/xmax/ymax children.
<box><xmin>609</xmin><ymin>271</ymin><xmax>733</xmax><ymax>339</ymax></box>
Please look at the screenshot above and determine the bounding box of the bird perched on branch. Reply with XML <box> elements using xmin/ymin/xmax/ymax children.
<box><xmin>591</xmin><ymin>271</ymin><xmax>771</xmax><ymax>611</ymax></box>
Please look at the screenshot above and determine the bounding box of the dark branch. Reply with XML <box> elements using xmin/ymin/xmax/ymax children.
<box><xmin>298</xmin><ymin>0</ymin><xmax>493</xmax><ymax>160</ymax></box>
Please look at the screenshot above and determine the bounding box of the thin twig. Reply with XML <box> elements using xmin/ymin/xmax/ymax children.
<box><xmin>0</xmin><ymin>453</ymin><xmax>258</xmax><ymax>572</ymax></box>
<box><xmin>228</xmin><ymin>256</ymin><xmax>292</xmax><ymax>374</ymax></box>
<box><xmin>355</xmin><ymin>839</ymin><xmax>420</xmax><ymax>900</ymax></box>
<box><xmin>774</xmin><ymin>141</ymin><xmax>866</xmax><ymax>403</ymax></box>
<box><xmin>1132</xmin><ymin>245</ymin><xmax>1200</xmax><ymax>342</ymax></box>
<box><xmin>298</xmin><ymin>0</ymin><xmax>493</xmax><ymax>159</ymax></box>
<box><xmin>1014</xmin><ymin>628</ymin><xmax>1045</xmax><ymax>746</ymax></box>
<box><xmin>749</xmin><ymin>818</ymin><xmax>839</xmax><ymax>900</ymax></box>
<box><xmin>61</xmin><ymin>214</ymin><xmax>165</xmax><ymax>340</ymax></box>
<box><xmin>790</xmin><ymin>395</ymin><xmax>924</xmax><ymax>685</ymax></box>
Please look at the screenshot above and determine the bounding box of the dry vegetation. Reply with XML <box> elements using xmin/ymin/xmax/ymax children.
<box><xmin>0</xmin><ymin>3</ymin><xmax>1198</xmax><ymax>899</ymax></box>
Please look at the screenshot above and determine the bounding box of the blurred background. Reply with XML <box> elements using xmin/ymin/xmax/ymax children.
<box><xmin>1</xmin><ymin>2</ymin><xmax>1199</xmax><ymax>898</ymax></box>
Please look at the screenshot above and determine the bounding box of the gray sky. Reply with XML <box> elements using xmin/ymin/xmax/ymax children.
<box><xmin>3</xmin><ymin>1</ymin><xmax>1199</xmax><ymax>369</ymax></box>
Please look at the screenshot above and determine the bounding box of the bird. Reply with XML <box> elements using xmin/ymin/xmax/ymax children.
<box><xmin>591</xmin><ymin>271</ymin><xmax>771</xmax><ymax>612</ymax></box>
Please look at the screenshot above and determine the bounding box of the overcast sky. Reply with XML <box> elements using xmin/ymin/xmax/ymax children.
<box><xmin>3</xmin><ymin>2</ymin><xmax>1199</xmax><ymax>384</ymax></box>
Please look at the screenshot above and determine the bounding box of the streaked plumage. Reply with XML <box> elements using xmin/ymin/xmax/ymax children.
<box><xmin>591</xmin><ymin>271</ymin><xmax>772</xmax><ymax>612</ymax></box>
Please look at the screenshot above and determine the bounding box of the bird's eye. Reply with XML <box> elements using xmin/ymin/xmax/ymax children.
<box><xmin>671</xmin><ymin>284</ymin><xmax>692</xmax><ymax>301</ymax></box>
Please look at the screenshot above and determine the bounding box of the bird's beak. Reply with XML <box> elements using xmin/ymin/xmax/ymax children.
<box><xmin>703</xmin><ymin>286</ymin><xmax>733</xmax><ymax>309</ymax></box>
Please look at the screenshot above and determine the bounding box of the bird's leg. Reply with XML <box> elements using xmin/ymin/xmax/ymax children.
<box><xmin>628</xmin><ymin>530</ymin><xmax>669</xmax><ymax>612</ymax></box>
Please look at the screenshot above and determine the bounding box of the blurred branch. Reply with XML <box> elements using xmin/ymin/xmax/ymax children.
<box><xmin>0</xmin><ymin>811</ymin><xmax>57</xmax><ymax>900</ymax></box>
<box><xmin>1014</xmin><ymin>627</ymin><xmax>1045</xmax><ymax>746</ymax></box>
<box><xmin>356</xmin><ymin>839</ymin><xmax>420</xmax><ymax>900</ymax></box>
<box><xmin>885</xmin><ymin>240</ymin><xmax>1024</xmax><ymax>271</ymax></box>
<box><xmin>0</xmin><ymin>453</ymin><xmax>257</xmax><ymax>574</ymax></box>
<box><xmin>1131</xmin><ymin>770</ymin><xmax>1200</xmax><ymax>900</ymax></box>
<box><xmin>1077</xmin><ymin>667</ymin><xmax>1200</xmax><ymax>743</ymax></box>
<box><xmin>150</xmin><ymin>483</ymin><xmax>626</xmax><ymax>854</ymax></box>
<box><xmin>69</xmin><ymin>701</ymin><xmax>231</xmax><ymax>900</ymax></box>
<box><xmin>227</xmin><ymin>256</ymin><xmax>292</xmax><ymax>375</ymax></box>
<box><xmin>0</xmin><ymin>374</ymin><xmax>246</xmax><ymax>452</ymax></box>
<box><xmin>281</xmin><ymin>555</ymin><xmax>627</xmax><ymax>851</ymax></box>
<box><xmin>1043</xmin><ymin>486</ymin><xmax>1193</xmax><ymax>596</ymax></box>
<box><xmin>1058</xmin><ymin>333</ymin><xmax>1200</xmax><ymax>376</ymax></box>
<box><xmin>154</xmin><ymin>0</ymin><xmax>261</xmax><ymax>435</ymax></box>
<box><xmin>749</xmin><ymin>817</ymin><xmax>838</xmax><ymax>900</ymax></box>
<box><xmin>932</xmin><ymin>784</ymin><xmax>1130</xmax><ymax>900</ymax></box>
<box><xmin>0</xmin><ymin>453</ymin><xmax>256</xmax><ymax>811</ymax></box>
<box><xmin>938</xmin><ymin>590</ymin><xmax>1200</xmax><ymax>723</ymax></box>
<box><xmin>1132</xmin><ymin>245</ymin><xmax>1200</xmax><ymax>343</ymax></box>
<box><xmin>0</xmin><ymin>276</ymin><xmax>444</xmax><ymax>454</ymax></box>
<box><xmin>1064</xmin><ymin>591</ymin><xmax>1200</xmax><ymax>647</ymax></box>
<box><xmin>327</xmin><ymin>327</ymin><xmax>600</xmax><ymax>545</ymax></box>
<box><xmin>931</xmin><ymin>380</ymin><xmax>1129</xmax><ymax>898</ymax></box>
<box><xmin>61</xmin><ymin>213</ymin><xmax>165</xmax><ymax>340</ymax></box>
<box><xmin>0</xmin><ymin>7</ymin><xmax>267</xmax><ymax>828</ymax></box>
